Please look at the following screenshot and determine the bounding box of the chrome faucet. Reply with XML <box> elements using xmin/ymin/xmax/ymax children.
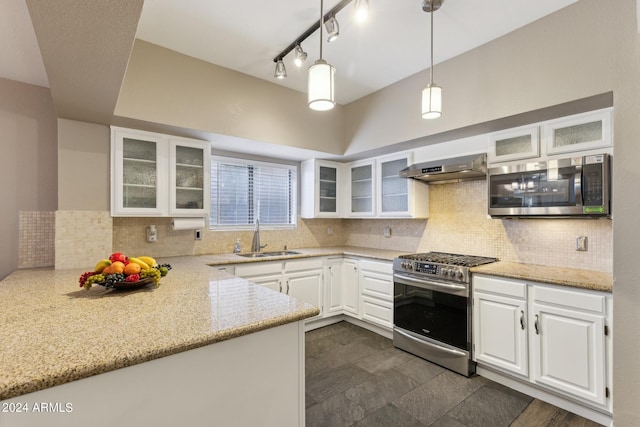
<box><xmin>251</xmin><ymin>219</ymin><xmax>268</xmax><ymax>252</ymax></box>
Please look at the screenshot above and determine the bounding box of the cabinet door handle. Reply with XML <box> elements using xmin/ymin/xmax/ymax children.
<box><xmin>279</xmin><ymin>281</ymin><xmax>282</xmax><ymax>293</ymax></box>
<box><xmin>286</xmin><ymin>280</ymin><xmax>290</xmax><ymax>295</ymax></box>
<box><xmin>520</xmin><ymin>310</ymin><xmax>525</xmax><ymax>330</ymax></box>
<box><xmin>534</xmin><ymin>314</ymin><xmax>540</xmax><ymax>335</ymax></box>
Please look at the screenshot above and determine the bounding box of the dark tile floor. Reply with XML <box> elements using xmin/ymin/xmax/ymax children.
<box><xmin>305</xmin><ymin>321</ymin><xmax>603</xmax><ymax>427</ymax></box>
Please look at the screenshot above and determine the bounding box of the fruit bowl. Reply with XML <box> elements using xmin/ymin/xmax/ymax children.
<box><xmin>105</xmin><ymin>277</ymin><xmax>156</xmax><ymax>290</ymax></box>
<box><xmin>78</xmin><ymin>253</ymin><xmax>171</xmax><ymax>291</ymax></box>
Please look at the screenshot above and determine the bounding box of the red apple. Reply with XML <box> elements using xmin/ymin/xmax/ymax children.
<box><xmin>109</xmin><ymin>252</ymin><xmax>127</xmax><ymax>263</ymax></box>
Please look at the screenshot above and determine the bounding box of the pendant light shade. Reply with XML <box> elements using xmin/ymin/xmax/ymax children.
<box><xmin>308</xmin><ymin>59</ymin><xmax>335</xmax><ymax>111</ymax></box>
<box><xmin>421</xmin><ymin>0</ymin><xmax>443</xmax><ymax>119</ymax></box>
<box><xmin>421</xmin><ymin>84</ymin><xmax>442</xmax><ymax>119</ymax></box>
<box><xmin>308</xmin><ymin>0</ymin><xmax>335</xmax><ymax>111</ymax></box>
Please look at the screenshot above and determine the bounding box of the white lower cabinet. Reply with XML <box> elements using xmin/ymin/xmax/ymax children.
<box><xmin>342</xmin><ymin>258</ymin><xmax>360</xmax><ymax>316</ymax></box>
<box><xmin>232</xmin><ymin>256</ymin><xmax>393</xmax><ymax>330</ymax></box>
<box><xmin>473</xmin><ymin>275</ymin><xmax>528</xmax><ymax>377</ymax></box>
<box><xmin>283</xmin><ymin>259</ymin><xmax>324</xmax><ymax>317</ymax></box>
<box><xmin>531</xmin><ymin>285</ymin><xmax>607</xmax><ymax>407</ymax></box>
<box><xmin>325</xmin><ymin>257</ymin><xmax>344</xmax><ymax>315</ymax></box>
<box><xmin>234</xmin><ymin>259</ymin><xmax>323</xmax><ymax>318</ymax></box>
<box><xmin>472</xmin><ymin>274</ymin><xmax>611</xmax><ymax>412</ymax></box>
<box><xmin>359</xmin><ymin>259</ymin><xmax>394</xmax><ymax>329</ymax></box>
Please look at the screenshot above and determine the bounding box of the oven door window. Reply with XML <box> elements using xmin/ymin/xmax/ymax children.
<box><xmin>394</xmin><ymin>283</ymin><xmax>468</xmax><ymax>350</ymax></box>
<box><xmin>489</xmin><ymin>167</ymin><xmax>577</xmax><ymax>209</ymax></box>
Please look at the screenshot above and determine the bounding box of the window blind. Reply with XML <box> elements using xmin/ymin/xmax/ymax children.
<box><xmin>210</xmin><ymin>156</ymin><xmax>297</xmax><ymax>228</ymax></box>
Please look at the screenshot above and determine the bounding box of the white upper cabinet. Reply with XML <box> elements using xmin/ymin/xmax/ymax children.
<box><xmin>112</xmin><ymin>128</ymin><xmax>168</xmax><ymax>216</ymax></box>
<box><xmin>300</xmin><ymin>159</ymin><xmax>342</xmax><ymax>218</ymax></box>
<box><xmin>347</xmin><ymin>160</ymin><xmax>376</xmax><ymax>218</ymax></box>
<box><xmin>169</xmin><ymin>139</ymin><xmax>210</xmax><ymax>216</ymax></box>
<box><xmin>111</xmin><ymin>127</ymin><xmax>210</xmax><ymax>217</ymax></box>
<box><xmin>543</xmin><ymin>108</ymin><xmax>612</xmax><ymax>155</ymax></box>
<box><xmin>376</xmin><ymin>152</ymin><xmax>428</xmax><ymax>218</ymax></box>
<box><xmin>488</xmin><ymin>125</ymin><xmax>540</xmax><ymax>164</ymax></box>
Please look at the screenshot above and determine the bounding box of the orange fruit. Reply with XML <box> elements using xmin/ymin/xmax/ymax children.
<box><xmin>110</xmin><ymin>261</ymin><xmax>125</xmax><ymax>274</ymax></box>
<box><xmin>124</xmin><ymin>262</ymin><xmax>141</xmax><ymax>276</ymax></box>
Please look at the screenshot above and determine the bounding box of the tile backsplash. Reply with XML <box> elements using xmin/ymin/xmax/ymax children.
<box><xmin>18</xmin><ymin>211</ymin><xmax>55</xmax><ymax>268</ymax></box>
<box><xmin>34</xmin><ymin>180</ymin><xmax>611</xmax><ymax>273</ymax></box>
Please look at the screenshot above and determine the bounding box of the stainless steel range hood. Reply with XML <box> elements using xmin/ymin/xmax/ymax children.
<box><xmin>399</xmin><ymin>153</ymin><xmax>487</xmax><ymax>184</ymax></box>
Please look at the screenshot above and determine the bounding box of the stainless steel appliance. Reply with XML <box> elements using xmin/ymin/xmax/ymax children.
<box><xmin>399</xmin><ymin>153</ymin><xmax>487</xmax><ymax>184</ymax></box>
<box><xmin>488</xmin><ymin>153</ymin><xmax>610</xmax><ymax>217</ymax></box>
<box><xmin>393</xmin><ymin>252</ymin><xmax>497</xmax><ymax>377</ymax></box>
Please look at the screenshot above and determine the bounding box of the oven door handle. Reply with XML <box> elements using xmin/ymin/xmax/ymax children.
<box><xmin>394</xmin><ymin>328</ymin><xmax>467</xmax><ymax>358</ymax></box>
<box><xmin>394</xmin><ymin>273</ymin><xmax>467</xmax><ymax>292</ymax></box>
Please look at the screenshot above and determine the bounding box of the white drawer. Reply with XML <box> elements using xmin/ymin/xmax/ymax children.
<box><xmin>532</xmin><ymin>284</ymin><xmax>606</xmax><ymax>314</ymax></box>
<box><xmin>284</xmin><ymin>258</ymin><xmax>324</xmax><ymax>273</ymax></box>
<box><xmin>359</xmin><ymin>259</ymin><xmax>392</xmax><ymax>274</ymax></box>
<box><xmin>473</xmin><ymin>274</ymin><xmax>527</xmax><ymax>299</ymax></box>
<box><xmin>234</xmin><ymin>261</ymin><xmax>283</xmax><ymax>277</ymax></box>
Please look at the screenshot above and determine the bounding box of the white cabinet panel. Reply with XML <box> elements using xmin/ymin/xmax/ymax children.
<box><xmin>342</xmin><ymin>258</ymin><xmax>360</xmax><ymax>316</ymax></box>
<box><xmin>361</xmin><ymin>296</ymin><xmax>393</xmax><ymax>329</ymax></box>
<box><xmin>325</xmin><ymin>258</ymin><xmax>343</xmax><ymax>315</ymax></box>
<box><xmin>544</xmin><ymin>109</ymin><xmax>612</xmax><ymax>155</ymax></box>
<box><xmin>473</xmin><ymin>292</ymin><xmax>528</xmax><ymax>377</ymax></box>
<box><xmin>300</xmin><ymin>159</ymin><xmax>342</xmax><ymax>218</ymax></box>
<box><xmin>488</xmin><ymin>125</ymin><xmax>540</xmax><ymax>164</ymax></box>
<box><xmin>531</xmin><ymin>302</ymin><xmax>606</xmax><ymax>406</ymax></box>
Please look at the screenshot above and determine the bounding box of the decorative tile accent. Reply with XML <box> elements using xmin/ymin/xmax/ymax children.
<box><xmin>18</xmin><ymin>211</ymin><xmax>55</xmax><ymax>268</ymax></box>
<box><xmin>55</xmin><ymin>211</ymin><xmax>112</xmax><ymax>269</ymax></box>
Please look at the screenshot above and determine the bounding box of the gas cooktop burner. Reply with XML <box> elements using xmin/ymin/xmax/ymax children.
<box><xmin>397</xmin><ymin>252</ymin><xmax>498</xmax><ymax>267</ymax></box>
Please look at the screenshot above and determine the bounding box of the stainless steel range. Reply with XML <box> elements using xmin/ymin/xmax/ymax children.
<box><xmin>393</xmin><ymin>252</ymin><xmax>497</xmax><ymax>377</ymax></box>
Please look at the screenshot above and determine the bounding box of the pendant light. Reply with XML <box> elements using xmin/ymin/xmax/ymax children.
<box><xmin>308</xmin><ymin>0</ymin><xmax>336</xmax><ymax>111</ymax></box>
<box><xmin>421</xmin><ymin>0</ymin><xmax>443</xmax><ymax>119</ymax></box>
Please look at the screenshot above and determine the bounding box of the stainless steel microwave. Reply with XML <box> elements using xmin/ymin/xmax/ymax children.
<box><xmin>488</xmin><ymin>153</ymin><xmax>610</xmax><ymax>217</ymax></box>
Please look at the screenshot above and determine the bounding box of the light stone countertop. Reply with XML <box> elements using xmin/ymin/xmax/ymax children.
<box><xmin>0</xmin><ymin>255</ymin><xmax>318</xmax><ymax>401</ymax></box>
<box><xmin>205</xmin><ymin>246</ymin><xmax>409</xmax><ymax>265</ymax></box>
<box><xmin>471</xmin><ymin>261</ymin><xmax>613</xmax><ymax>293</ymax></box>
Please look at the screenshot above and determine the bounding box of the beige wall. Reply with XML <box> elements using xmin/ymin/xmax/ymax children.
<box><xmin>58</xmin><ymin>119</ymin><xmax>110</xmax><ymax>211</ymax></box>
<box><xmin>343</xmin><ymin>1</ymin><xmax>623</xmax><ymax>156</ymax></box>
<box><xmin>115</xmin><ymin>40</ymin><xmax>346</xmax><ymax>156</ymax></box>
<box><xmin>0</xmin><ymin>78</ymin><xmax>57</xmax><ymax>280</ymax></box>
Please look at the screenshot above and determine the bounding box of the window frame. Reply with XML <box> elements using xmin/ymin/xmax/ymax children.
<box><xmin>209</xmin><ymin>155</ymin><xmax>298</xmax><ymax>230</ymax></box>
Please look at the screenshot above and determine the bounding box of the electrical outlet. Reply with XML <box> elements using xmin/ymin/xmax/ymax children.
<box><xmin>146</xmin><ymin>225</ymin><xmax>157</xmax><ymax>243</ymax></box>
<box><xmin>327</xmin><ymin>226</ymin><xmax>333</xmax><ymax>235</ymax></box>
<box><xmin>195</xmin><ymin>229</ymin><xmax>202</xmax><ymax>240</ymax></box>
<box><xmin>384</xmin><ymin>226</ymin><xmax>391</xmax><ymax>238</ymax></box>
<box><xmin>576</xmin><ymin>236</ymin><xmax>587</xmax><ymax>251</ymax></box>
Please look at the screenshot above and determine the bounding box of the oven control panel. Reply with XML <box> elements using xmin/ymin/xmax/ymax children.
<box><xmin>396</xmin><ymin>260</ymin><xmax>466</xmax><ymax>281</ymax></box>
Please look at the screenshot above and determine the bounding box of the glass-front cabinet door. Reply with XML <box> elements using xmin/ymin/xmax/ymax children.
<box><xmin>378</xmin><ymin>155</ymin><xmax>409</xmax><ymax>216</ymax></box>
<box><xmin>543</xmin><ymin>109</ymin><xmax>612</xmax><ymax>155</ymax></box>
<box><xmin>349</xmin><ymin>161</ymin><xmax>375</xmax><ymax>217</ymax></box>
<box><xmin>169</xmin><ymin>139</ymin><xmax>209</xmax><ymax>216</ymax></box>
<box><xmin>112</xmin><ymin>129</ymin><xmax>168</xmax><ymax>216</ymax></box>
<box><xmin>300</xmin><ymin>159</ymin><xmax>341</xmax><ymax>218</ymax></box>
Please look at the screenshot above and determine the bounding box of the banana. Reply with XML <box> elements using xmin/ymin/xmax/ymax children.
<box><xmin>137</xmin><ymin>256</ymin><xmax>157</xmax><ymax>268</ymax></box>
<box><xmin>128</xmin><ymin>257</ymin><xmax>150</xmax><ymax>271</ymax></box>
<box><xmin>94</xmin><ymin>259</ymin><xmax>112</xmax><ymax>273</ymax></box>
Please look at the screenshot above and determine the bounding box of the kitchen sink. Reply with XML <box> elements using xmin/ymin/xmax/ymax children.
<box><xmin>236</xmin><ymin>250</ymin><xmax>300</xmax><ymax>258</ymax></box>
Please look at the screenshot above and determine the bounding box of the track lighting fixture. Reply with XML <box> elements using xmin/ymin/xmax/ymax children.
<box><xmin>274</xmin><ymin>58</ymin><xmax>287</xmax><ymax>79</ymax></box>
<box><xmin>324</xmin><ymin>15</ymin><xmax>339</xmax><ymax>42</ymax></box>
<box><xmin>421</xmin><ymin>0</ymin><xmax>443</xmax><ymax>119</ymax></box>
<box><xmin>293</xmin><ymin>44</ymin><xmax>307</xmax><ymax>67</ymax></box>
<box><xmin>354</xmin><ymin>0</ymin><xmax>369</xmax><ymax>22</ymax></box>
<box><xmin>271</xmin><ymin>0</ymin><xmax>369</xmax><ymax>109</ymax></box>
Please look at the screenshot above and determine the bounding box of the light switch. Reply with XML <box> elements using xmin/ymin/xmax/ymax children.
<box><xmin>576</xmin><ymin>236</ymin><xmax>587</xmax><ymax>251</ymax></box>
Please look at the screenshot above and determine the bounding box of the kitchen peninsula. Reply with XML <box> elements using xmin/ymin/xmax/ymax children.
<box><xmin>0</xmin><ymin>255</ymin><xmax>318</xmax><ymax>427</ymax></box>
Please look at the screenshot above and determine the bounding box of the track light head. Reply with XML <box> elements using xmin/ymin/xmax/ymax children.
<box><xmin>274</xmin><ymin>58</ymin><xmax>287</xmax><ymax>79</ymax></box>
<box><xmin>324</xmin><ymin>16</ymin><xmax>339</xmax><ymax>42</ymax></box>
<box><xmin>294</xmin><ymin>44</ymin><xmax>307</xmax><ymax>67</ymax></box>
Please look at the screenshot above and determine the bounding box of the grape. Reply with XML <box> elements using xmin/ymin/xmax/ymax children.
<box><xmin>78</xmin><ymin>271</ymin><xmax>96</xmax><ymax>287</ymax></box>
<box><xmin>141</xmin><ymin>268</ymin><xmax>162</xmax><ymax>286</ymax></box>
